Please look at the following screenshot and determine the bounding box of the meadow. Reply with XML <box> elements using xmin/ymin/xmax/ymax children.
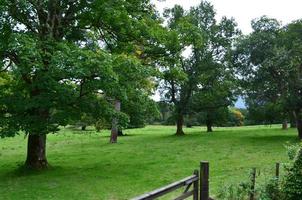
<box><xmin>0</xmin><ymin>125</ymin><xmax>299</xmax><ymax>200</ymax></box>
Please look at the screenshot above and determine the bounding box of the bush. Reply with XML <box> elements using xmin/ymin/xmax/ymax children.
<box><xmin>282</xmin><ymin>144</ymin><xmax>302</xmax><ymax>200</ymax></box>
<box><xmin>259</xmin><ymin>178</ymin><xmax>283</xmax><ymax>200</ymax></box>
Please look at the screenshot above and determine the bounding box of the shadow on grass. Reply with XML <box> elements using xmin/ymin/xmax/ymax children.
<box><xmin>1</xmin><ymin>163</ymin><xmax>65</xmax><ymax>179</ymax></box>
<box><xmin>1</xmin><ymin>160</ymin><xmax>146</xmax><ymax>182</ymax></box>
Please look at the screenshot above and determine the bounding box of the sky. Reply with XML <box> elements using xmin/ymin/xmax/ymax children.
<box><xmin>152</xmin><ymin>0</ymin><xmax>302</xmax><ymax>34</ymax></box>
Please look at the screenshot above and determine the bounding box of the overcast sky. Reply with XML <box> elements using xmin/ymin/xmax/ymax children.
<box><xmin>152</xmin><ymin>0</ymin><xmax>302</xmax><ymax>34</ymax></box>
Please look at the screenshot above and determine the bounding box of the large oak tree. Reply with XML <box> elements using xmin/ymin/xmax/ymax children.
<box><xmin>0</xmin><ymin>0</ymin><xmax>160</xmax><ymax>169</ymax></box>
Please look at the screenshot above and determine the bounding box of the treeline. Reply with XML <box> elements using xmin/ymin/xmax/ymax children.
<box><xmin>155</xmin><ymin>102</ymin><xmax>244</xmax><ymax>131</ymax></box>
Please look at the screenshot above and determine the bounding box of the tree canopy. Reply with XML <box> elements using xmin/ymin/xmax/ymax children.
<box><xmin>159</xmin><ymin>1</ymin><xmax>240</xmax><ymax>135</ymax></box>
<box><xmin>0</xmin><ymin>0</ymin><xmax>162</xmax><ymax>168</ymax></box>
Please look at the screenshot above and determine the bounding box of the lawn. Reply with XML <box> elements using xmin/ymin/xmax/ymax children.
<box><xmin>0</xmin><ymin>125</ymin><xmax>299</xmax><ymax>200</ymax></box>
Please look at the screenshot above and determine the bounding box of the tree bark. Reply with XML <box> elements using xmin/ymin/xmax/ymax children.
<box><xmin>206</xmin><ymin>119</ymin><xmax>213</xmax><ymax>132</ymax></box>
<box><xmin>290</xmin><ymin>111</ymin><xmax>297</xmax><ymax>128</ymax></box>
<box><xmin>294</xmin><ymin>110</ymin><xmax>302</xmax><ymax>140</ymax></box>
<box><xmin>110</xmin><ymin>100</ymin><xmax>121</xmax><ymax>143</ymax></box>
<box><xmin>176</xmin><ymin>113</ymin><xmax>185</xmax><ymax>135</ymax></box>
<box><xmin>282</xmin><ymin>119</ymin><xmax>288</xmax><ymax>130</ymax></box>
<box><xmin>25</xmin><ymin>134</ymin><xmax>48</xmax><ymax>169</ymax></box>
<box><xmin>297</xmin><ymin>119</ymin><xmax>302</xmax><ymax>140</ymax></box>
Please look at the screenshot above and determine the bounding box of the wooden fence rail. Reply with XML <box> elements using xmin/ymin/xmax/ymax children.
<box><xmin>131</xmin><ymin>161</ymin><xmax>210</xmax><ymax>200</ymax></box>
<box><xmin>132</xmin><ymin>161</ymin><xmax>281</xmax><ymax>200</ymax></box>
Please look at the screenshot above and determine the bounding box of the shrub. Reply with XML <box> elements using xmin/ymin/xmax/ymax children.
<box><xmin>282</xmin><ymin>144</ymin><xmax>302</xmax><ymax>200</ymax></box>
<box><xmin>259</xmin><ymin>178</ymin><xmax>283</xmax><ymax>200</ymax></box>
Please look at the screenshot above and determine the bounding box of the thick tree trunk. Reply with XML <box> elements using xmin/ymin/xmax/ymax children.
<box><xmin>176</xmin><ymin>114</ymin><xmax>184</xmax><ymax>136</ymax></box>
<box><xmin>206</xmin><ymin>120</ymin><xmax>213</xmax><ymax>132</ymax></box>
<box><xmin>282</xmin><ymin>120</ymin><xmax>288</xmax><ymax>130</ymax></box>
<box><xmin>110</xmin><ymin>100</ymin><xmax>121</xmax><ymax>143</ymax></box>
<box><xmin>110</xmin><ymin>127</ymin><xmax>118</xmax><ymax>143</ymax></box>
<box><xmin>25</xmin><ymin>134</ymin><xmax>48</xmax><ymax>169</ymax></box>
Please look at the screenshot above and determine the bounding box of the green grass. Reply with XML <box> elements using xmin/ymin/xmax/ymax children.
<box><xmin>0</xmin><ymin>125</ymin><xmax>299</xmax><ymax>200</ymax></box>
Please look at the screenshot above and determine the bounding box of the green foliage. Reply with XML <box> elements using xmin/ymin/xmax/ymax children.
<box><xmin>259</xmin><ymin>178</ymin><xmax>283</xmax><ymax>200</ymax></box>
<box><xmin>228</xmin><ymin>108</ymin><xmax>245</xmax><ymax>126</ymax></box>
<box><xmin>285</xmin><ymin>143</ymin><xmax>301</xmax><ymax>160</ymax></box>
<box><xmin>95</xmin><ymin>118</ymin><xmax>110</xmax><ymax>132</ymax></box>
<box><xmin>122</xmin><ymin>94</ymin><xmax>160</xmax><ymax>128</ymax></box>
<box><xmin>282</xmin><ymin>145</ymin><xmax>302</xmax><ymax>199</ymax></box>
<box><xmin>160</xmin><ymin>1</ymin><xmax>240</xmax><ymax>133</ymax></box>
<box><xmin>0</xmin><ymin>0</ymin><xmax>160</xmax><ymax>140</ymax></box>
<box><xmin>217</xmin><ymin>181</ymin><xmax>251</xmax><ymax>200</ymax></box>
<box><xmin>235</xmin><ymin>16</ymin><xmax>302</xmax><ymax>135</ymax></box>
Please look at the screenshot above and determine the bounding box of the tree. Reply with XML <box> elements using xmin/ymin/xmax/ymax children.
<box><xmin>90</xmin><ymin>0</ymin><xmax>168</xmax><ymax>142</ymax></box>
<box><xmin>160</xmin><ymin>1</ymin><xmax>239</xmax><ymax>135</ymax></box>
<box><xmin>0</xmin><ymin>0</ymin><xmax>158</xmax><ymax>169</ymax></box>
<box><xmin>196</xmin><ymin>107</ymin><xmax>229</xmax><ymax>132</ymax></box>
<box><xmin>122</xmin><ymin>93</ymin><xmax>159</xmax><ymax>129</ymax></box>
<box><xmin>282</xmin><ymin>20</ymin><xmax>302</xmax><ymax>138</ymax></box>
<box><xmin>235</xmin><ymin>16</ymin><xmax>302</xmax><ymax>139</ymax></box>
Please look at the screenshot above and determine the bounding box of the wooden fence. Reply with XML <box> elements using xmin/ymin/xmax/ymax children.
<box><xmin>131</xmin><ymin>161</ymin><xmax>211</xmax><ymax>200</ymax></box>
<box><xmin>131</xmin><ymin>162</ymin><xmax>281</xmax><ymax>200</ymax></box>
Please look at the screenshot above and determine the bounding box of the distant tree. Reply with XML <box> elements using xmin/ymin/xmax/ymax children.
<box><xmin>228</xmin><ymin>108</ymin><xmax>245</xmax><ymax>126</ymax></box>
<box><xmin>122</xmin><ymin>93</ymin><xmax>160</xmax><ymax>129</ymax></box>
<box><xmin>157</xmin><ymin>101</ymin><xmax>174</xmax><ymax>123</ymax></box>
<box><xmin>235</xmin><ymin>16</ymin><xmax>302</xmax><ymax>138</ymax></box>
<box><xmin>160</xmin><ymin>1</ymin><xmax>239</xmax><ymax>135</ymax></box>
<box><xmin>196</xmin><ymin>107</ymin><xmax>229</xmax><ymax>132</ymax></box>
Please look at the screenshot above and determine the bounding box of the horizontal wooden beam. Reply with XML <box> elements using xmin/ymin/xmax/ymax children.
<box><xmin>131</xmin><ymin>174</ymin><xmax>198</xmax><ymax>200</ymax></box>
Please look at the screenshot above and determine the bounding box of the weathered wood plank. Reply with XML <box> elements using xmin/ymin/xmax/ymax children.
<box><xmin>131</xmin><ymin>174</ymin><xmax>198</xmax><ymax>200</ymax></box>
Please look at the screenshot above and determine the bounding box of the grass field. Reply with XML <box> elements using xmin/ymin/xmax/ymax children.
<box><xmin>0</xmin><ymin>125</ymin><xmax>299</xmax><ymax>200</ymax></box>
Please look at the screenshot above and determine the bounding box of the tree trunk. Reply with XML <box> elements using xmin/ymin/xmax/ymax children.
<box><xmin>176</xmin><ymin>114</ymin><xmax>184</xmax><ymax>136</ymax></box>
<box><xmin>282</xmin><ymin>120</ymin><xmax>288</xmax><ymax>130</ymax></box>
<box><xmin>294</xmin><ymin>110</ymin><xmax>302</xmax><ymax>140</ymax></box>
<box><xmin>25</xmin><ymin>134</ymin><xmax>48</xmax><ymax>169</ymax></box>
<box><xmin>110</xmin><ymin>100</ymin><xmax>121</xmax><ymax>143</ymax></box>
<box><xmin>297</xmin><ymin>119</ymin><xmax>302</xmax><ymax>140</ymax></box>
<box><xmin>206</xmin><ymin>120</ymin><xmax>213</xmax><ymax>132</ymax></box>
<box><xmin>290</xmin><ymin>111</ymin><xmax>297</xmax><ymax>128</ymax></box>
<box><xmin>81</xmin><ymin>125</ymin><xmax>86</xmax><ymax>131</ymax></box>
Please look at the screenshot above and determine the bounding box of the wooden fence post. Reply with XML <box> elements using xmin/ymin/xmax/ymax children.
<box><xmin>249</xmin><ymin>168</ymin><xmax>256</xmax><ymax>200</ymax></box>
<box><xmin>200</xmin><ymin>161</ymin><xmax>209</xmax><ymax>200</ymax></box>
<box><xmin>275</xmin><ymin>163</ymin><xmax>280</xmax><ymax>178</ymax></box>
<box><xmin>193</xmin><ymin>170</ymin><xmax>199</xmax><ymax>200</ymax></box>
